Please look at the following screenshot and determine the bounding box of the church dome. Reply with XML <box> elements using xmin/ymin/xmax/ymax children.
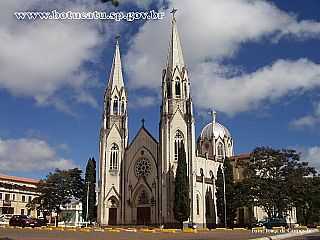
<box><xmin>200</xmin><ymin>122</ymin><xmax>231</xmax><ymax>140</ymax></box>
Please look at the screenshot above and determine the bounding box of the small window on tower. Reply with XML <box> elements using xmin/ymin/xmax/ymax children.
<box><xmin>113</xmin><ymin>97</ymin><xmax>118</xmax><ymax>115</ymax></box>
<box><xmin>121</xmin><ymin>101</ymin><xmax>125</xmax><ymax>114</ymax></box>
<box><xmin>175</xmin><ymin>78</ymin><xmax>181</xmax><ymax>97</ymax></box>
<box><xmin>217</xmin><ymin>143</ymin><xmax>224</xmax><ymax>158</ymax></box>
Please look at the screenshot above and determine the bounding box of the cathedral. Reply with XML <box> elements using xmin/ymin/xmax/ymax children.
<box><xmin>97</xmin><ymin>14</ymin><xmax>234</xmax><ymax>227</ymax></box>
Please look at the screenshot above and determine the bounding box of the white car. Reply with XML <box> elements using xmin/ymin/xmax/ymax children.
<box><xmin>0</xmin><ymin>214</ymin><xmax>13</xmax><ymax>225</ymax></box>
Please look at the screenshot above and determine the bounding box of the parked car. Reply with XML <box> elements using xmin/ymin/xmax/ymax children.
<box><xmin>253</xmin><ymin>217</ymin><xmax>288</xmax><ymax>229</ymax></box>
<box><xmin>35</xmin><ymin>217</ymin><xmax>48</xmax><ymax>227</ymax></box>
<box><xmin>9</xmin><ymin>215</ymin><xmax>37</xmax><ymax>228</ymax></box>
<box><xmin>0</xmin><ymin>214</ymin><xmax>13</xmax><ymax>225</ymax></box>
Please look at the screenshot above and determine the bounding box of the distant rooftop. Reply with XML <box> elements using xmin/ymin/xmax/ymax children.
<box><xmin>0</xmin><ymin>174</ymin><xmax>39</xmax><ymax>185</ymax></box>
<box><xmin>229</xmin><ymin>153</ymin><xmax>251</xmax><ymax>161</ymax></box>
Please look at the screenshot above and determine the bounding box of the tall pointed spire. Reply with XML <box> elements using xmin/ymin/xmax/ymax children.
<box><xmin>107</xmin><ymin>36</ymin><xmax>124</xmax><ymax>90</ymax></box>
<box><xmin>166</xmin><ymin>9</ymin><xmax>185</xmax><ymax>70</ymax></box>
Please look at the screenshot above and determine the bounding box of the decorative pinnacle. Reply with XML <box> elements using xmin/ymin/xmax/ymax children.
<box><xmin>141</xmin><ymin>118</ymin><xmax>145</xmax><ymax>127</ymax></box>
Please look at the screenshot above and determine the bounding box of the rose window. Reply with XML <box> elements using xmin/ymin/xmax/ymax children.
<box><xmin>135</xmin><ymin>158</ymin><xmax>152</xmax><ymax>177</ymax></box>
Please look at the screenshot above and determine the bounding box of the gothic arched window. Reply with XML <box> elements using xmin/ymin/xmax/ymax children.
<box><xmin>209</xmin><ymin>170</ymin><xmax>214</xmax><ymax>179</ymax></box>
<box><xmin>121</xmin><ymin>100</ymin><xmax>125</xmax><ymax>114</ymax></box>
<box><xmin>113</xmin><ymin>97</ymin><xmax>118</xmax><ymax>115</ymax></box>
<box><xmin>175</xmin><ymin>78</ymin><xmax>181</xmax><ymax>97</ymax></box>
<box><xmin>196</xmin><ymin>194</ymin><xmax>200</xmax><ymax>215</ymax></box>
<box><xmin>217</xmin><ymin>142</ymin><xmax>224</xmax><ymax>158</ymax></box>
<box><xmin>174</xmin><ymin>130</ymin><xmax>184</xmax><ymax>161</ymax></box>
<box><xmin>110</xmin><ymin>143</ymin><xmax>119</xmax><ymax>170</ymax></box>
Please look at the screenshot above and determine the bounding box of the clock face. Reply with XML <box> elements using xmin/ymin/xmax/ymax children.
<box><xmin>135</xmin><ymin>158</ymin><xmax>152</xmax><ymax>177</ymax></box>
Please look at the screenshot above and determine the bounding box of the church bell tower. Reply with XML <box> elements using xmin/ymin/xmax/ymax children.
<box><xmin>159</xmin><ymin>10</ymin><xmax>196</xmax><ymax>225</ymax></box>
<box><xmin>98</xmin><ymin>37</ymin><xmax>128</xmax><ymax>226</ymax></box>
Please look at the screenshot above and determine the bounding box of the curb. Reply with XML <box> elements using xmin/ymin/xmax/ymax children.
<box><xmin>251</xmin><ymin>229</ymin><xmax>319</xmax><ymax>240</ymax></box>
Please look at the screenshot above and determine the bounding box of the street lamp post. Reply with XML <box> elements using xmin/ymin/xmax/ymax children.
<box><xmin>222</xmin><ymin>165</ymin><xmax>227</xmax><ymax>228</ymax></box>
<box><xmin>86</xmin><ymin>181</ymin><xmax>90</xmax><ymax>227</ymax></box>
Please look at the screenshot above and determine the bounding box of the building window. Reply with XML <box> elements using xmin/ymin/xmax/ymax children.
<box><xmin>209</xmin><ymin>170</ymin><xmax>214</xmax><ymax>179</ymax></box>
<box><xmin>5</xmin><ymin>194</ymin><xmax>10</xmax><ymax>201</ymax></box>
<box><xmin>121</xmin><ymin>101</ymin><xmax>125</xmax><ymax>114</ymax></box>
<box><xmin>12</xmin><ymin>194</ymin><xmax>15</xmax><ymax>201</ymax></box>
<box><xmin>0</xmin><ymin>193</ymin><xmax>2</xmax><ymax>200</ymax></box>
<box><xmin>217</xmin><ymin>143</ymin><xmax>224</xmax><ymax>158</ymax></box>
<box><xmin>200</xmin><ymin>168</ymin><xmax>204</xmax><ymax>177</ymax></box>
<box><xmin>21</xmin><ymin>209</ymin><xmax>25</xmax><ymax>215</ymax></box>
<box><xmin>196</xmin><ymin>194</ymin><xmax>200</xmax><ymax>215</ymax></box>
<box><xmin>22</xmin><ymin>195</ymin><xmax>26</xmax><ymax>202</ymax></box>
<box><xmin>110</xmin><ymin>143</ymin><xmax>119</xmax><ymax>170</ymax></box>
<box><xmin>135</xmin><ymin>158</ymin><xmax>152</xmax><ymax>177</ymax></box>
<box><xmin>113</xmin><ymin>96</ymin><xmax>118</xmax><ymax>115</ymax></box>
<box><xmin>28</xmin><ymin>196</ymin><xmax>32</xmax><ymax>203</ymax></box>
<box><xmin>174</xmin><ymin>130</ymin><xmax>184</xmax><ymax>161</ymax></box>
<box><xmin>175</xmin><ymin>78</ymin><xmax>181</xmax><ymax>97</ymax></box>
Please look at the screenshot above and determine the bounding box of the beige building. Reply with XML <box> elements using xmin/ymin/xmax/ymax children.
<box><xmin>0</xmin><ymin>174</ymin><xmax>39</xmax><ymax>217</ymax></box>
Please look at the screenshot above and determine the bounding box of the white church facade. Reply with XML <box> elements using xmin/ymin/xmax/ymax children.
<box><xmin>97</xmin><ymin>14</ymin><xmax>234</xmax><ymax>227</ymax></box>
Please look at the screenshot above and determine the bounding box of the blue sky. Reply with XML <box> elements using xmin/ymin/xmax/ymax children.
<box><xmin>0</xmin><ymin>0</ymin><xmax>320</xmax><ymax>179</ymax></box>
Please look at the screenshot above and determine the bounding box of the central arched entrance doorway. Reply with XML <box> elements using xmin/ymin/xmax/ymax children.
<box><xmin>135</xmin><ymin>188</ymin><xmax>151</xmax><ymax>225</ymax></box>
<box><xmin>137</xmin><ymin>207</ymin><xmax>151</xmax><ymax>225</ymax></box>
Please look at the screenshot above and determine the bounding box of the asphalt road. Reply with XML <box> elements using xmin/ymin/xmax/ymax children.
<box><xmin>0</xmin><ymin>228</ymin><xmax>268</xmax><ymax>240</ymax></box>
<box><xmin>288</xmin><ymin>232</ymin><xmax>320</xmax><ymax>240</ymax></box>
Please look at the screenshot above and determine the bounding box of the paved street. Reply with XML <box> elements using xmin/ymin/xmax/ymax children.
<box><xmin>287</xmin><ymin>232</ymin><xmax>320</xmax><ymax>240</ymax></box>
<box><xmin>0</xmin><ymin>228</ymin><xmax>268</xmax><ymax>240</ymax></box>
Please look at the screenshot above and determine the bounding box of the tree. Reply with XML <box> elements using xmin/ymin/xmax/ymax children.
<box><xmin>243</xmin><ymin>147</ymin><xmax>315</xmax><ymax>219</ymax></box>
<box><xmin>101</xmin><ymin>0</ymin><xmax>119</xmax><ymax>6</ymax></box>
<box><xmin>82</xmin><ymin>157</ymin><xmax>97</xmax><ymax>223</ymax></box>
<box><xmin>216</xmin><ymin>157</ymin><xmax>242</xmax><ymax>227</ymax></box>
<box><xmin>173</xmin><ymin>144</ymin><xmax>190</xmax><ymax>229</ymax></box>
<box><xmin>292</xmin><ymin>175</ymin><xmax>320</xmax><ymax>225</ymax></box>
<box><xmin>28</xmin><ymin>168</ymin><xmax>84</xmax><ymax>226</ymax></box>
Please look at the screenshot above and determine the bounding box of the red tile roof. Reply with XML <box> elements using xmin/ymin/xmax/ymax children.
<box><xmin>229</xmin><ymin>153</ymin><xmax>251</xmax><ymax>161</ymax></box>
<box><xmin>0</xmin><ymin>174</ymin><xmax>39</xmax><ymax>184</ymax></box>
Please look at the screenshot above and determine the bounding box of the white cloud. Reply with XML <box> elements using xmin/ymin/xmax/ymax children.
<box><xmin>0</xmin><ymin>0</ymin><xmax>116</xmax><ymax>112</ymax></box>
<box><xmin>301</xmin><ymin>146</ymin><xmax>320</xmax><ymax>171</ymax></box>
<box><xmin>291</xmin><ymin>102</ymin><xmax>320</xmax><ymax>129</ymax></box>
<box><xmin>125</xmin><ymin>0</ymin><xmax>320</xmax><ymax>114</ymax></box>
<box><xmin>192</xmin><ymin>59</ymin><xmax>320</xmax><ymax>115</ymax></box>
<box><xmin>0</xmin><ymin>138</ymin><xmax>76</xmax><ymax>173</ymax></box>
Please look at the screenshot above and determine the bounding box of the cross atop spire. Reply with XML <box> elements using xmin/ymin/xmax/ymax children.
<box><xmin>107</xmin><ymin>35</ymin><xmax>124</xmax><ymax>91</ymax></box>
<box><xmin>210</xmin><ymin>109</ymin><xmax>217</xmax><ymax>124</ymax></box>
<box><xmin>166</xmin><ymin>8</ymin><xmax>185</xmax><ymax>71</ymax></box>
<box><xmin>170</xmin><ymin>8</ymin><xmax>178</xmax><ymax>20</ymax></box>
